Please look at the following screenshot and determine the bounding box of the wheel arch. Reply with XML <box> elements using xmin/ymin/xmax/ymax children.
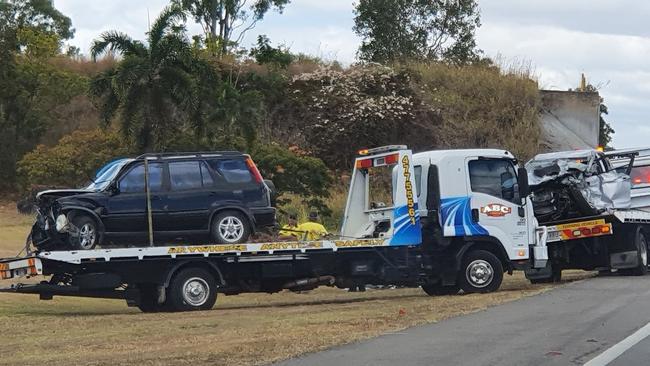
<box><xmin>60</xmin><ymin>206</ymin><xmax>106</xmax><ymax>242</ymax></box>
<box><xmin>209</xmin><ymin>206</ymin><xmax>256</xmax><ymax>232</ymax></box>
<box><xmin>454</xmin><ymin>237</ymin><xmax>512</xmax><ymax>274</ymax></box>
<box><xmin>163</xmin><ymin>260</ymin><xmax>226</xmax><ymax>288</ymax></box>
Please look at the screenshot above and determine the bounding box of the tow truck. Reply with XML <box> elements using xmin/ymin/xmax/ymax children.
<box><xmin>0</xmin><ymin>145</ymin><xmax>647</xmax><ymax>312</ymax></box>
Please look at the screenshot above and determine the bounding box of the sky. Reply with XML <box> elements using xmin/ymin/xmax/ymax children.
<box><xmin>54</xmin><ymin>0</ymin><xmax>650</xmax><ymax>149</ymax></box>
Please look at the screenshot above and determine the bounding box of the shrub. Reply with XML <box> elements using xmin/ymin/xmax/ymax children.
<box><xmin>17</xmin><ymin>128</ymin><xmax>131</xmax><ymax>189</ymax></box>
<box><xmin>252</xmin><ymin>143</ymin><xmax>333</xmax><ymax>216</ymax></box>
<box><xmin>290</xmin><ymin>64</ymin><xmax>438</xmax><ymax>168</ymax></box>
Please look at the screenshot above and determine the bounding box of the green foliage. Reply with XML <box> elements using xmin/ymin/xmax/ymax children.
<box><xmin>249</xmin><ymin>35</ymin><xmax>293</xmax><ymax>68</ymax></box>
<box><xmin>0</xmin><ymin>0</ymin><xmax>83</xmax><ymax>190</ymax></box>
<box><xmin>353</xmin><ymin>0</ymin><xmax>481</xmax><ymax>64</ymax></box>
<box><xmin>17</xmin><ymin>129</ymin><xmax>130</xmax><ymax>188</ymax></box>
<box><xmin>172</xmin><ymin>0</ymin><xmax>290</xmax><ymax>56</ymax></box>
<box><xmin>252</xmin><ymin>143</ymin><xmax>332</xmax><ymax>216</ymax></box>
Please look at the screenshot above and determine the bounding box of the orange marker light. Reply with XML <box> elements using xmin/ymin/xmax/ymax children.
<box><xmin>518</xmin><ymin>250</ymin><xmax>526</xmax><ymax>257</ymax></box>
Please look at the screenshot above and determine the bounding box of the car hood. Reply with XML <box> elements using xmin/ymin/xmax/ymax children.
<box><xmin>35</xmin><ymin>189</ymin><xmax>94</xmax><ymax>204</ymax></box>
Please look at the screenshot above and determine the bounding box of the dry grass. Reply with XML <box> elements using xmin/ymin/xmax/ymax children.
<box><xmin>0</xmin><ymin>202</ymin><xmax>593</xmax><ymax>366</ymax></box>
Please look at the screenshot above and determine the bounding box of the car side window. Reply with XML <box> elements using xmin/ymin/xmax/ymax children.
<box><xmin>468</xmin><ymin>159</ymin><xmax>518</xmax><ymax>202</ymax></box>
<box><xmin>200</xmin><ymin>162</ymin><xmax>214</xmax><ymax>187</ymax></box>
<box><xmin>169</xmin><ymin>161</ymin><xmax>205</xmax><ymax>191</ymax></box>
<box><xmin>208</xmin><ymin>159</ymin><xmax>253</xmax><ymax>184</ymax></box>
<box><xmin>119</xmin><ymin>163</ymin><xmax>163</xmax><ymax>193</ymax></box>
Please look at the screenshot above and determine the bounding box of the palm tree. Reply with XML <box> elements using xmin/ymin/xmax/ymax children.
<box><xmin>89</xmin><ymin>5</ymin><xmax>198</xmax><ymax>151</ymax></box>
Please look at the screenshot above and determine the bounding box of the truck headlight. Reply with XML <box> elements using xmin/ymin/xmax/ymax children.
<box><xmin>55</xmin><ymin>214</ymin><xmax>69</xmax><ymax>232</ymax></box>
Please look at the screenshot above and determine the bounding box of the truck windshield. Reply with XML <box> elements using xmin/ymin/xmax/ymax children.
<box><xmin>84</xmin><ymin>159</ymin><xmax>132</xmax><ymax>191</ymax></box>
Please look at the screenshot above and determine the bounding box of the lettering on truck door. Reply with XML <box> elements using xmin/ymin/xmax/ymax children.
<box><xmin>466</xmin><ymin>158</ymin><xmax>529</xmax><ymax>260</ymax></box>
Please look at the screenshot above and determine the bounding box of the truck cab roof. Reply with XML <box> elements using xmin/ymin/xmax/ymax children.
<box><xmin>413</xmin><ymin>149</ymin><xmax>516</xmax><ymax>165</ymax></box>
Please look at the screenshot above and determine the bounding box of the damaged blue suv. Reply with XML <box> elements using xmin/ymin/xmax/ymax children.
<box><xmin>30</xmin><ymin>152</ymin><xmax>276</xmax><ymax>250</ymax></box>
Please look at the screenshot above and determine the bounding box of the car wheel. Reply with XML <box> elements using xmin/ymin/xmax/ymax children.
<box><xmin>458</xmin><ymin>250</ymin><xmax>503</xmax><ymax>293</ymax></box>
<box><xmin>168</xmin><ymin>268</ymin><xmax>217</xmax><ymax>312</ymax></box>
<box><xmin>421</xmin><ymin>283</ymin><xmax>460</xmax><ymax>296</ymax></box>
<box><xmin>211</xmin><ymin>211</ymin><xmax>251</xmax><ymax>244</ymax></box>
<box><xmin>69</xmin><ymin>215</ymin><xmax>99</xmax><ymax>250</ymax></box>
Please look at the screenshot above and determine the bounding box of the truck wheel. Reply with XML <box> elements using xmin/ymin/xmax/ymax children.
<box><xmin>421</xmin><ymin>283</ymin><xmax>460</xmax><ymax>296</ymax></box>
<box><xmin>168</xmin><ymin>268</ymin><xmax>217</xmax><ymax>311</ymax></box>
<box><xmin>629</xmin><ymin>230</ymin><xmax>648</xmax><ymax>276</ymax></box>
<box><xmin>458</xmin><ymin>250</ymin><xmax>503</xmax><ymax>293</ymax></box>
<box><xmin>68</xmin><ymin>215</ymin><xmax>99</xmax><ymax>250</ymax></box>
<box><xmin>211</xmin><ymin>211</ymin><xmax>251</xmax><ymax>244</ymax></box>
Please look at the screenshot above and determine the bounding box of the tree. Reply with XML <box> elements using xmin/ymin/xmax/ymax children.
<box><xmin>353</xmin><ymin>0</ymin><xmax>481</xmax><ymax>64</ymax></box>
<box><xmin>172</xmin><ymin>0</ymin><xmax>290</xmax><ymax>56</ymax></box>
<box><xmin>249</xmin><ymin>34</ymin><xmax>293</xmax><ymax>68</ymax></box>
<box><xmin>0</xmin><ymin>0</ymin><xmax>77</xmax><ymax>190</ymax></box>
<box><xmin>89</xmin><ymin>6</ymin><xmax>198</xmax><ymax>151</ymax></box>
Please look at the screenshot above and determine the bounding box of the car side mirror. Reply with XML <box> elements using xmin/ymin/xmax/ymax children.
<box><xmin>517</xmin><ymin>167</ymin><xmax>529</xmax><ymax>200</ymax></box>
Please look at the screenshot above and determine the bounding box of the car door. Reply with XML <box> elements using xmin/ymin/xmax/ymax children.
<box><xmin>163</xmin><ymin>160</ymin><xmax>216</xmax><ymax>231</ymax></box>
<box><xmin>466</xmin><ymin>158</ymin><xmax>530</xmax><ymax>259</ymax></box>
<box><xmin>103</xmin><ymin>162</ymin><xmax>166</xmax><ymax>234</ymax></box>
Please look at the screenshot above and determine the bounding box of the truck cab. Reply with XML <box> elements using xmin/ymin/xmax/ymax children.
<box><xmin>412</xmin><ymin>149</ymin><xmax>546</xmax><ymax>271</ymax></box>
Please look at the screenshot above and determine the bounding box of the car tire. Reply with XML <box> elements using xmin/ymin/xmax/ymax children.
<box><xmin>168</xmin><ymin>268</ymin><xmax>217</xmax><ymax>312</ymax></box>
<box><xmin>211</xmin><ymin>211</ymin><xmax>251</xmax><ymax>244</ymax></box>
<box><xmin>421</xmin><ymin>283</ymin><xmax>460</xmax><ymax>296</ymax></box>
<box><xmin>458</xmin><ymin>250</ymin><xmax>503</xmax><ymax>293</ymax></box>
<box><xmin>68</xmin><ymin>215</ymin><xmax>99</xmax><ymax>250</ymax></box>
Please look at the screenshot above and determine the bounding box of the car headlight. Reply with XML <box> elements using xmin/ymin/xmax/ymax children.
<box><xmin>55</xmin><ymin>214</ymin><xmax>69</xmax><ymax>232</ymax></box>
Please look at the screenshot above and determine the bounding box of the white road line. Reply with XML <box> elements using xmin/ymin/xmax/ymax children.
<box><xmin>584</xmin><ymin>322</ymin><xmax>650</xmax><ymax>366</ymax></box>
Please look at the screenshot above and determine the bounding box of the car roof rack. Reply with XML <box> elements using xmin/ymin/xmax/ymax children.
<box><xmin>135</xmin><ymin>151</ymin><xmax>244</xmax><ymax>160</ymax></box>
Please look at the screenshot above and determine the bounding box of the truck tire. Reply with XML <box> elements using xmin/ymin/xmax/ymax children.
<box><xmin>458</xmin><ymin>250</ymin><xmax>503</xmax><ymax>293</ymax></box>
<box><xmin>168</xmin><ymin>267</ymin><xmax>217</xmax><ymax>311</ymax></box>
<box><xmin>211</xmin><ymin>211</ymin><xmax>251</xmax><ymax>244</ymax></box>
<box><xmin>629</xmin><ymin>230</ymin><xmax>648</xmax><ymax>276</ymax></box>
<box><xmin>421</xmin><ymin>283</ymin><xmax>460</xmax><ymax>296</ymax></box>
<box><xmin>529</xmin><ymin>265</ymin><xmax>562</xmax><ymax>284</ymax></box>
<box><xmin>68</xmin><ymin>215</ymin><xmax>99</xmax><ymax>250</ymax></box>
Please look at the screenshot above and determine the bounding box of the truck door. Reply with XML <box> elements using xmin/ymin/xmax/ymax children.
<box><xmin>466</xmin><ymin>158</ymin><xmax>529</xmax><ymax>260</ymax></box>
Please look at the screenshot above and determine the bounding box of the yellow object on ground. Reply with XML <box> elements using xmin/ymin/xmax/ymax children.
<box><xmin>296</xmin><ymin>222</ymin><xmax>328</xmax><ymax>240</ymax></box>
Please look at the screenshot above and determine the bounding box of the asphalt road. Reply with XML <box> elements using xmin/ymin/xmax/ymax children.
<box><xmin>275</xmin><ymin>275</ymin><xmax>650</xmax><ymax>366</ymax></box>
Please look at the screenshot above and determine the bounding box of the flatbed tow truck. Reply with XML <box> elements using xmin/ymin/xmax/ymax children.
<box><xmin>1</xmin><ymin>146</ymin><xmax>649</xmax><ymax>312</ymax></box>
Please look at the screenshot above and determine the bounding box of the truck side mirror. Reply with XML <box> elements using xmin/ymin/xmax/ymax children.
<box><xmin>517</xmin><ymin>167</ymin><xmax>529</xmax><ymax>199</ymax></box>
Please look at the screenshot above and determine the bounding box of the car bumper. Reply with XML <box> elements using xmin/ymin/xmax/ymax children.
<box><xmin>251</xmin><ymin>207</ymin><xmax>276</xmax><ymax>228</ymax></box>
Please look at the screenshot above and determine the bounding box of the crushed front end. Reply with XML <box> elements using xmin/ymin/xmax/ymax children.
<box><xmin>526</xmin><ymin>150</ymin><xmax>631</xmax><ymax>223</ymax></box>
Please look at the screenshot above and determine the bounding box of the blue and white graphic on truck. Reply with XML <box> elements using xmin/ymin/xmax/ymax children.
<box><xmin>441</xmin><ymin>196</ymin><xmax>488</xmax><ymax>236</ymax></box>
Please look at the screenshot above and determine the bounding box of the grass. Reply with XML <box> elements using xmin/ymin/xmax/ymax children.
<box><xmin>0</xmin><ymin>201</ymin><xmax>593</xmax><ymax>366</ymax></box>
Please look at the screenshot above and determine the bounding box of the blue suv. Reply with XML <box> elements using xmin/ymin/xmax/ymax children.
<box><xmin>30</xmin><ymin>152</ymin><xmax>276</xmax><ymax>250</ymax></box>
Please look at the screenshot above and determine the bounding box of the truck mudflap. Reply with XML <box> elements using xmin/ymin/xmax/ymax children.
<box><xmin>0</xmin><ymin>257</ymin><xmax>42</xmax><ymax>280</ymax></box>
<box><xmin>545</xmin><ymin>218</ymin><xmax>613</xmax><ymax>243</ymax></box>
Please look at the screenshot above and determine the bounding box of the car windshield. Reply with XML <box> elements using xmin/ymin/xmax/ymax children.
<box><xmin>84</xmin><ymin>159</ymin><xmax>132</xmax><ymax>191</ymax></box>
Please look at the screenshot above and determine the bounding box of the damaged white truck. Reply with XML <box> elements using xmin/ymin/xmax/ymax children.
<box><xmin>524</xmin><ymin>148</ymin><xmax>650</xmax><ymax>281</ymax></box>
